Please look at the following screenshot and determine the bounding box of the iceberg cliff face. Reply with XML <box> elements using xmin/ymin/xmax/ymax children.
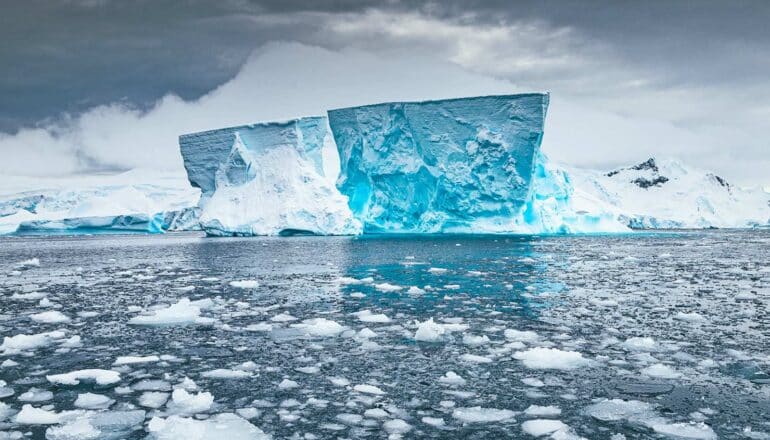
<box><xmin>179</xmin><ymin>118</ymin><xmax>361</xmax><ymax>236</ymax></box>
<box><xmin>327</xmin><ymin>94</ymin><xmax>553</xmax><ymax>233</ymax></box>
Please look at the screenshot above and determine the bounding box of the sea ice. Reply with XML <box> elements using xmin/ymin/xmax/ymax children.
<box><xmin>513</xmin><ymin>348</ymin><xmax>590</xmax><ymax>370</ymax></box>
<box><xmin>29</xmin><ymin>310</ymin><xmax>71</xmax><ymax>324</ymax></box>
<box><xmin>452</xmin><ymin>406</ymin><xmax>517</xmax><ymax>423</ymax></box>
<box><xmin>146</xmin><ymin>413</ymin><xmax>270</xmax><ymax>440</ymax></box>
<box><xmin>46</xmin><ymin>369</ymin><xmax>121</xmax><ymax>386</ymax></box>
<box><xmin>166</xmin><ymin>388</ymin><xmax>214</xmax><ymax>415</ymax></box>
<box><xmin>128</xmin><ymin>298</ymin><xmax>213</xmax><ymax>326</ymax></box>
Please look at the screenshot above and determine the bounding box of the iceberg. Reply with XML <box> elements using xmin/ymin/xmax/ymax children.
<box><xmin>179</xmin><ymin>117</ymin><xmax>361</xmax><ymax>236</ymax></box>
<box><xmin>327</xmin><ymin>93</ymin><xmax>621</xmax><ymax>233</ymax></box>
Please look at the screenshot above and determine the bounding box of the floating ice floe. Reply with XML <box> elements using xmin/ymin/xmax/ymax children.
<box><xmin>146</xmin><ymin>413</ymin><xmax>271</xmax><ymax>439</ymax></box>
<box><xmin>201</xmin><ymin>369</ymin><xmax>252</xmax><ymax>379</ymax></box>
<box><xmin>374</xmin><ymin>282</ymin><xmax>402</xmax><ymax>292</ymax></box>
<box><xmin>14</xmin><ymin>405</ymin><xmax>70</xmax><ymax>425</ymax></box>
<box><xmin>0</xmin><ymin>330</ymin><xmax>67</xmax><ymax>354</ymax></box>
<box><xmin>18</xmin><ymin>387</ymin><xmax>53</xmax><ymax>402</ymax></box>
<box><xmin>585</xmin><ymin>399</ymin><xmax>716</xmax><ymax>440</ymax></box>
<box><xmin>139</xmin><ymin>392</ymin><xmax>170</xmax><ymax>408</ymax></box>
<box><xmin>352</xmin><ymin>310</ymin><xmax>392</xmax><ymax>323</ymax></box>
<box><xmin>113</xmin><ymin>355</ymin><xmax>160</xmax><ymax>365</ymax></box>
<box><xmin>30</xmin><ymin>310</ymin><xmax>71</xmax><ymax>324</ymax></box>
<box><xmin>513</xmin><ymin>347</ymin><xmax>591</xmax><ymax>370</ymax></box>
<box><xmin>128</xmin><ymin>298</ymin><xmax>214</xmax><ymax>326</ymax></box>
<box><xmin>413</xmin><ymin>318</ymin><xmax>468</xmax><ymax>342</ymax></box>
<box><xmin>641</xmin><ymin>363</ymin><xmax>682</xmax><ymax>379</ymax></box>
<box><xmin>524</xmin><ymin>405</ymin><xmax>562</xmax><ymax>417</ymax></box>
<box><xmin>229</xmin><ymin>280</ymin><xmax>260</xmax><ymax>289</ymax></box>
<box><xmin>438</xmin><ymin>371</ymin><xmax>467</xmax><ymax>386</ymax></box>
<box><xmin>291</xmin><ymin>318</ymin><xmax>346</xmax><ymax>337</ymax></box>
<box><xmin>452</xmin><ymin>407</ymin><xmax>517</xmax><ymax>423</ymax></box>
<box><xmin>622</xmin><ymin>337</ymin><xmax>659</xmax><ymax>352</ymax></box>
<box><xmin>47</xmin><ymin>369</ymin><xmax>121</xmax><ymax>386</ymax></box>
<box><xmin>504</xmin><ymin>329</ymin><xmax>540</xmax><ymax>343</ymax></box>
<box><xmin>674</xmin><ymin>312</ymin><xmax>707</xmax><ymax>323</ymax></box>
<box><xmin>521</xmin><ymin>419</ymin><xmax>572</xmax><ymax>437</ymax></box>
<box><xmin>166</xmin><ymin>388</ymin><xmax>214</xmax><ymax>415</ymax></box>
<box><xmin>353</xmin><ymin>384</ymin><xmax>386</xmax><ymax>395</ymax></box>
<box><xmin>74</xmin><ymin>393</ymin><xmax>114</xmax><ymax>409</ymax></box>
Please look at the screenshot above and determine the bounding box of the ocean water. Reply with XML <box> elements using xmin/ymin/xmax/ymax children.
<box><xmin>0</xmin><ymin>231</ymin><xmax>768</xmax><ymax>439</ymax></box>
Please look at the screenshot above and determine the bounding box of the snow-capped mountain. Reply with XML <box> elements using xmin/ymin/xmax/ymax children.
<box><xmin>566</xmin><ymin>158</ymin><xmax>770</xmax><ymax>229</ymax></box>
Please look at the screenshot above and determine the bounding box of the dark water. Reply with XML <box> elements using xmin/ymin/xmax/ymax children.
<box><xmin>0</xmin><ymin>231</ymin><xmax>768</xmax><ymax>439</ymax></box>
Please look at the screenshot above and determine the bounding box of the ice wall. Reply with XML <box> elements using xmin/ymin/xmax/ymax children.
<box><xmin>179</xmin><ymin>118</ymin><xmax>361</xmax><ymax>236</ymax></box>
<box><xmin>327</xmin><ymin>94</ymin><xmax>551</xmax><ymax>233</ymax></box>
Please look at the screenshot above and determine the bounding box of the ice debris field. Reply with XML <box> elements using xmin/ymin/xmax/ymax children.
<box><xmin>1</xmin><ymin>94</ymin><xmax>768</xmax><ymax>236</ymax></box>
<box><xmin>1</xmin><ymin>231</ymin><xmax>769</xmax><ymax>439</ymax></box>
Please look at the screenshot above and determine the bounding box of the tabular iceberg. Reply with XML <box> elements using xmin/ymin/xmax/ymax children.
<box><xmin>327</xmin><ymin>93</ymin><xmax>600</xmax><ymax>233</ymax></box>
<box><xmin>179</xmin><ymin>117</ymin><xmax>361</xmax><ymax>236</ymax></box>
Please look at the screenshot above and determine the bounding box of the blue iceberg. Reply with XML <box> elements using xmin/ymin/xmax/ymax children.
<box><xmin>179</xmin><ymin>117</ymin><xmax>361</xmax><ymax>236</ymax></box>
<box><xmin>328</xmin><ymin>94</ymin><xmax>556</xmax><ymax>233</ymax></box>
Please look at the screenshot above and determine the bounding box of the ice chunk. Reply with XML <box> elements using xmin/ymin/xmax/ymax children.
<box><xmin>414</xmin><ymin>318</ymin><xmax>446</xmax><ymax>342</ymax></box>
<box><xmin>383</xmin><ymin>419</ymin><xmax>412</xmax><ymax>435</ymax></box>
<box><xmin>229</xmin><ymin>280</ymin><xmax>260</xmax><ymax>289</ymax></box>
<box><xmin>641</xmin><ymin>363</ymin><xmax>682</xmax><ymax>379</ymax></box>
<box><xmin>139</xmin><ymin>392</ymin><xmax>170</xmax><ymax>408</ymax></box>
<box><xmin>166</xmin><ymin>388</ymin><xmax>214</xmax><ymax>415</ymax></box>
<box><xmin>438</xmin><ymin>371</ymin><xmax>467</xmax><ymax>386</ymax></box>
<box><xmin>128</xmin><ymin>298</ymin><xmax>213</xmax><ymax>326</ymax></box>
<box><xmin>352</xmin><ymin>310</ymin><xmax>392</xmax><ymax>323</ymax></box>
<box><xmin>452</xmin><ymin>406</ymin><xmax>517</xmax><ymax>423</ymax></box>
<box><xmin>353</xmin><ymin>384</ymin><xmax>386</xmax><ymax>395</ymax></box>
<box><xmin>524</xmin><ymin>405</ymin><xmax>562</xmax><ymax>417</ymax></box>
<box><xmin>47</xmin><ymin>369</ymin><xmax>121</xmax><ymax>386</ymax></box>
<box><xmin>179</xmin><ymin>118</ymin><xmax>361</xmax><ymax>236</ymax></box>
<box><xmin>113</xmin><ymin>355</ymin><xmax>160</xmax><ymax>365</ymax></box>
<box><xmin>30</xmin><ymin>310</ymin><xmax>70</xmax><ymax>324</ymax></box>
<box><xmin>74</xmin><ymin>393</ymin><xmax>114</xmax><ymax>409</ymax></box>
<box><xmin>328</xmin><ymin>94</ymin><xmax>549</xmax><ymax>233</ymax></box>
<box><xmin>1</xmin><ymin>330</ymin><xmax>67</xmax><ymax>354</ymax></box>
<box><xmin>622</xmin><ymin>337</ymin><xmax>658</xmax><ymax>352</ymax></box>
<box><xmin>146</xmin><ymin>413</ymin><xmax>270</xmax><ymax>439</ymax></box>
<box><xmin>15</xmin><ymin>405</ymin><xmax>66</xmax><ymax>424</ymax></box>
<box><xmin>201</xmin><ymin>369</ymin><xmax>251</xmax><ymax>379</ymax></box>
<box><xmin>521</xmin><ymin>419</ymin><xmax>570</xmax><ymax>437</ymax></box>
<box><xmin>45</xmin><ymin>417</ymin><xmax>100</xmax><ymax>440</ymax></box>
<box><xmin>18</xmin><ymin>387</ymin><xmax>53</xmax><ymax>402</ymax></box>
<box><xmin>290</xmin><ymin>318</ymin><xmax>346</xmax><ymax>337</ymax></box>
<box><xmin>513</xmin><ymin>348</ymin><xmax>590</xmax><ymax>370</ymax></box>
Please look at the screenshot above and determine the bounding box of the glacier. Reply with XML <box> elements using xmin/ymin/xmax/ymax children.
<box><xmin>0</xmin><ymin>172</ymin><xmax>200</xmax><ymax>235</ymax></box>
<box><xmin>566</xmin><ymin>158</ymin><xmax>770</xmax><ymax>229</ymax></box>
<box><xmin>179</xmin><ymin>117</ymin><xmax>361</xmax><ymax>236</ymax></box>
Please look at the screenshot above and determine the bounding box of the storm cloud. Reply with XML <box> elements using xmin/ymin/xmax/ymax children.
<box><xmin>1</xmin><ymin>0</ymin><xmax>768</xmax><ymax>184</ymax></box>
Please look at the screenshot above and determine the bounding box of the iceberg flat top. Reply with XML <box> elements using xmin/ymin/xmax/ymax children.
<box><xmin>327</xmin><ymin>92</ymin><xmax>549</xmax><ymax>112</ymax></box>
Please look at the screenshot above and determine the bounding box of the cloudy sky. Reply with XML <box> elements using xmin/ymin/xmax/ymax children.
<box><xmin>1</xmin><ymin>0</ymin><xmax>768</xmax><ymax>185</ymax></box>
